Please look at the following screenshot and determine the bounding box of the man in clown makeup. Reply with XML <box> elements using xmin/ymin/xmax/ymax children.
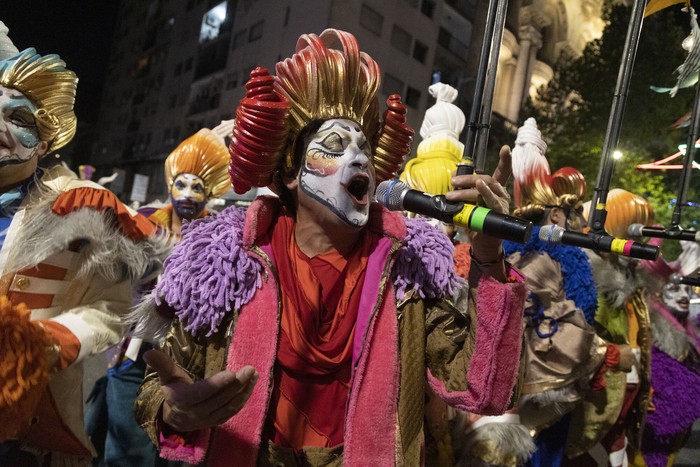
<box><xmin>141</xmin><ymin>128</ymin><xmax>231</xmax><ymax>242</ymax></box>
<box><xmin>133</xmin><ymin>29</ymin><xmax>527</xmax><ymax>466</ymax></box>
<box><xmin>85</xmin><ymin>128</ymin><xmax>231</xmax><ymax>466</ymax></box>
<box><xmin>0</xmin><ymin>23</ymin><xmax>166</xmax><ymax>466</ymax></box>
<box><xmin>635</xmin><ymin>239</ymin><xmax>700</xmax><ymax>467</ymax></box>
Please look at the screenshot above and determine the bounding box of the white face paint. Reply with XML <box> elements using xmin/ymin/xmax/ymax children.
<box><xmin>0</xmin><ymin>85</ymin><xmax>47</xmax><ymax>169</ymax></box>
<box><xmin>662</xmin><ymin>282</ymin><xmax>692</xmax><ymax>314</ymax></box>
<box><xmin>170</xmin><ymin>173</ymin><xmax>207</xmax><ymax>220</ymax></box>
<box><xmin>298</xmin><ymin>118</ymin><xmax>375</xmax><ymax>227</ymax></box>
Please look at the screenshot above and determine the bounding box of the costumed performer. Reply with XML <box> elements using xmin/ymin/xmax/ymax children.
<box><xmin>504</xmin><ymin>118</ymin><xmax>632</xmax><ymax>467</ymax></box>
<box><xmin>133</xmin><ymin>28</ymin><xmax>527</xmax><ymax>466</ymax></box>
<box><xmin>0</xmin><ymin>23</ymin><xmax>167</xmax><ymax>467</ymax></box>
<box><xmin>399</xmin><ymin>81</ymin><xmax>474</xmax><ymax>465</ymax></box>
<box><xmin>635</xmin><ymin>237</ymin><xmax>700</xmax><ymax>467</ymax></box>
<box><xmin>570</xmin><ymin>189</ymin><xmax>655</xmax><ymax>467</ymax></box>
<box><xmin>85</xmin><ymin>128</ymin><xmax>231</xmax><ymax>466</ymax></box>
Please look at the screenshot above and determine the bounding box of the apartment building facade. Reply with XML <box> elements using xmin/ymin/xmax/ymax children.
<box><xmin>91</xmin><ymin>0</ymin><xmax>607</xmax><ymax>201</ymax></box>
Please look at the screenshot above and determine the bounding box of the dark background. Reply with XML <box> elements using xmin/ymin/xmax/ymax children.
<box><xmin>2</xmin><ymin>1</ymin><xmax>119</xmax><ymax>124</ymax></box>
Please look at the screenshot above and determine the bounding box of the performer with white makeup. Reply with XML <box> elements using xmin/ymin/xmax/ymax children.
<box><xmin>133</xmin><ymin>29</ymin><xmax>527</xmax><ymax>467</ymax></box>
<box><xmin>142</xmin><ymin>128</ymin><xmax>231</xmax><ymax>241</ymax></box>
<box><xmin>0</xmin><ymin>22</ymin><xmax>166</xmax><ymax>467</ymax></box>
<box><xmin>86</xmin><ymin>128</ymin><xmax>231</xmax><ymax>466</ymax></box>
<box><xmin>577</xmin><ymin>190</ymin><xmax>656</xmax><ymax>467</ymax></box>
<box><xmin>636</xmin><ymin>238</ymin><xmax>700</xmax><ymax>467</ymax></box>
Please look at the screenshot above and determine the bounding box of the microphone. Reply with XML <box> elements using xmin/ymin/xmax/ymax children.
<box><xmin>670</xmin><ymin>273</ymin><xmax>700</xmax><ymax>287</ymax></box>
<box><xmin>627</xmin><ymin>224</ymin><xmax>700</xmax><ymax>242</ymax></box>
<box><xmin>375</xmin><ymin>179</ymin><xmax>532</xmax><ymax>243</ymax></box>
<box><xmin>539</xmin><ymin>225</ymin><xmax>659</xmax><ymax>260</ymax></box>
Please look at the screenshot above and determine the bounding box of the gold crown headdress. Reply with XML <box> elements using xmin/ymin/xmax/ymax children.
<box><xmin>164</xmin><ymin>129</ymin><xmax>231</xmax><ymax>198</ymax></box>
<box><xmin>0</xmin><ymin>48</ymin><xmax>77</xmax><ymax>153</ymax></box>
<box><xmin>228</xmin><ymin>29</ymin><xmax>414</xmax><ymax>194</ymax></box>
<box><xmin>512</xmin><ymin>118</ymin><xmax>586</xmax><ymax>220</ymax></box>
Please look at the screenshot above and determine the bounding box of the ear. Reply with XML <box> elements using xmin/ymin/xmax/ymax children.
<box><xmin>282</xmin><ymin>167</ymin><xmax>299</xmax><ymax>191</ymax></box>
<box><xmin>548</xmin><ymin>207</ymin><xmax>566</xmax><ymax>227</ymax></box>
<box><xmin>36</xmin><ymin>140</ymin><xmax>49</xmax><ymax>157</ymax></box>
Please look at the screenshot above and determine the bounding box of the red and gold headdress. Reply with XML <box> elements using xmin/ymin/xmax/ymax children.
<box><xmin>164</xmin><ymin>129</ymin><xmax>231</xmax><ymax>198</ymax></box>
<box><xmin>228</xmin><ymin>29</ymin><xmax>414</xmax><ymax>194</ymax></box>
<box><xmin>512</xmin><ymin>118</ymin><xmax>587</xmax><ymax>220</ymax></box>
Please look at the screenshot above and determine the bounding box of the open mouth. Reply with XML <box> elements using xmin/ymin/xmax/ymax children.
<box><xmin>677</xmin><ymin>298</ymin><xmax>690</xmax><ymax>310</ymax></box>
<box><xmin>345</xmin><ymin>175</ymin><xmax>370</xmax><ymax>205</ymax></box>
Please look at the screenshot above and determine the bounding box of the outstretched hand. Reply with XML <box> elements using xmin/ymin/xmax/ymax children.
<box><xmin>144</xmin><ymin>349</ymin><xmax>258</xmax><ymax>432</ymax></box>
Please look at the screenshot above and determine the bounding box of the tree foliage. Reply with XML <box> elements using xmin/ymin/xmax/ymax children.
<box><xmin>521</xmin><ymin>0</ymin><xmax>700</xmax><ymax>255</ymax></box>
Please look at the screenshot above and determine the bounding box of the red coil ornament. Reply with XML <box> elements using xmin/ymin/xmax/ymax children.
<box><xmin>228</xmin><ymin>67</ymin><xmax>290</xmax><ymax>194</ymax></box>
<box><xmin>228</xmin><ymin>30</ymin><xmax>415</xmax><ymax>193</ymax></box>
<box><xmin>374</xmin><ymin>94</ymin><xmax>414</xmax><ymax>183</ymax></box>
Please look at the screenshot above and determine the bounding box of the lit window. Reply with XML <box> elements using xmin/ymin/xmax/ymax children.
<box><xmin>199</xmin><ymin>2</ymin><xmax>228</xmax><ymax>44</ymax></box>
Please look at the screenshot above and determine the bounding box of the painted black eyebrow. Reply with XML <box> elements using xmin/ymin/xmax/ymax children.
<box><xmin>318</xmin><ymin>122</ymin><xmax>369</xmax><ymax>147</ymax></box>
<box><xmin>319</xmin><ymin>120</ymin><xmax>353</xmax><ymax>132</ymax></box>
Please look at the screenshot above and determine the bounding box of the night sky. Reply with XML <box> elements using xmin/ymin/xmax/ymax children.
<box><xmin>2</xmin><ymin>1</ymin><xmax>120</xmax><ymax>124</ymax></box>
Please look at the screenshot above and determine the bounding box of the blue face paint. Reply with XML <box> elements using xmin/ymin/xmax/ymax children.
<box><xmin>17</xmin><ymin>127</ymin><xmax>40</xmax><ymax>149</ymax></box>
<box><xmin>0</xmin><ymin>85</ymin><xmax>44</xmax><ymax>168</ymax></box>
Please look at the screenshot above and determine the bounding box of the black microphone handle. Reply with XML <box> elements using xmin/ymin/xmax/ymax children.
<box><xmin>401</xmin><ymin>191</ymin><xmax>532</xmax><ymax>243</ymax></box>
<box><xmin>402</xmin><ymin>190</ymin><xmax>462</xmax><ymax>224</ymax></box>
<box><xmin>556</xmin><ymin>230</ymin><xmax>659</xmax><ymax>261</ymax></box>
<box><xmin>672</xmin><ymin>274</ymin><xmax>700</xmax><ymax>287</ymax></box>
<box><xmin>637</xmin><ymin>226</ymin><xmax>699</xmax><ymax>242</ymax></box>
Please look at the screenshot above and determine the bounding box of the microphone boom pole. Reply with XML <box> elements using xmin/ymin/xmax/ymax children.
<box><xmin>588</xmin><ymin>0</ymin><xmax>647</xmax><ymax>234</ymax></box>
<box><xmin>460</xmin><ymin>0</ymin><xmax>509</xmax><ymax>174</ymax></box>
<box><xmin>672</xmin><ymin>70</ymin><xmax>700</xmax><ymax>227</ymax></box>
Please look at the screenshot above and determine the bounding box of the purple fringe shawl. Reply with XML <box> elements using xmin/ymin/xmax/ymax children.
<box><xmin>641</xmin><ymin>346</ymin><xmax>700</xmax><ymax>467</ymax></box>
<box><xmin>392</xmin><ymin>217</ymin><xmax>464</xmax><ymax>300</ymax></box>
<box><xmin>154</xmin><ymin>206</ymin><xmax>263</xmax><ymax>336</ymax></box>
<box><xmin>156</xmin><ymin>208</ymin><xmax>462</xmax><ymax>336</ymax></box>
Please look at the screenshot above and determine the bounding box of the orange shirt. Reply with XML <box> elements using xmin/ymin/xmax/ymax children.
<box><xmin>268</xmin><ymin>214</ymin><xmax>375</xmax><ymax>449</ymax></box>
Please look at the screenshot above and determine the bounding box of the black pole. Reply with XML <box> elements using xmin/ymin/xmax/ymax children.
<box><xmin>673</xmin><ymin>81</ymin><xmax>700</xmax><ymax>227</ymax></box>
<box><xmin>461</xmin><ymin>0</ymin><xmax>503</xmax><ymax>171</ymax></box>
<box><xmin>588</xmin><ymin>0</ymin><xmax>646</xmax><ymax>234</ymax></box>
<box><xmin>473</xmin><ymin>0</ymin><xmax>509</xmax><ymax>172</ymax></box>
